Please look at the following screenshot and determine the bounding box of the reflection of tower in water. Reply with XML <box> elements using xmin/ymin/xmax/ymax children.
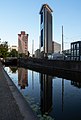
<box><xmin>40</xmin><ymin>74</ymin><xmax>52</xmax><ymax>114</ymax></box>
<box><xmin>62</xmin><ymin>78</ymin><xmax>64</xmax><ymax>112</ymax></box>
<box><xmin>32</xmin><ymin>71</ymin><xmax>34</xmax><ymax>89</ymax></box>
<box><xmin>18</xmin><ymin>68</ymin><xmax>28</xmax><ymax>89</ymax></box>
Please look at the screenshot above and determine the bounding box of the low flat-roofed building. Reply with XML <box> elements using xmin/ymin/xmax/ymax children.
<box><xmin>11</xmin><ymin>45</ymin><xmax>18</xmax><ymax>51</ymax></box>
<box><xmin>35</xmin><ymin>49</ymin><xmax>40</xmax><ymax>58</ymax></box>
<box><xmin>8</xmin><ymin>45</ymin><xmax>18</xmax><ymax>52</ymax></box>
<box><xmin>63</xmin><ymin>49</ymin><xmax>71</xmax><ymax>60</ymax></box>
<box><xmin>52</xmin><ymin>41</ymin><xmax>61</xmax><ymax>53</ymax></box>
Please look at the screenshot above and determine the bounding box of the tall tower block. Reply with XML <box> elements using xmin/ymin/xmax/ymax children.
<box><xmin>18</xmin><ymin>31</ymin><xmax>28</xmax><ymax>56</ymax></box>
<box><xmin>39</xmin><ymin>4</ymin><xmax>53</xmax><ymax>57</ymax></box>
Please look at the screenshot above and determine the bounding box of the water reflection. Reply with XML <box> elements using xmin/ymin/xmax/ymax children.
<box><xmin>71</xmin><ymin>81</ymin><xmax>81</xmax><ymax>88</ymax></box>
<box><xmin>9</xmin><ymin>66</ymin><xmax>17</xmax><ymax>73</ymax></box>
<box><xmin>40</xmin><ymin>74</ymin><xmax>52</xmax><ymax>115</ymax></box>
<box><xmin>18</xmin><ymin>68</ymin><xmax>28</xmax><ymax>89</ymax></box>
<box><xmin>32</xmin><ymin>71</ymin><xmax>34</xmax><ymax>89</ymax></box>
<box><xmin>62</xmin><ymin>78</ymin><xmax>64</xmax><ymax>112</ymax></box>
<box><xmin>5</xmin><ymin>66</ymin><xmax>81</xmax><ymax>120</ymax></box>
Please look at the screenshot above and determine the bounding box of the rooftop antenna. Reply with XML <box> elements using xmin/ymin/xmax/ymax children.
<box><xmin>62</xmin><ymin>26</ymin><xmax>64</xmax><ymax>112</ymax></box>
<box><xmin>32</xmin><ymin>40</ymin><xmax>34</xmax><ymax>57</ymax></box>
<box><xmin>62</xmin><ymin>25</ymin><xmax>64</xmax><ymax>52</ymax></box>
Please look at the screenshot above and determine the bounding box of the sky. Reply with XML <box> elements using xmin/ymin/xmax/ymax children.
<box><xmin>0</xmin><ymin>0</ymin><xmax>81</xmax><ymax>53</ymax></box>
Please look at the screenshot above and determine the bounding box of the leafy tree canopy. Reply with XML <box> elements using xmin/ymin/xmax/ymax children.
<box><xmin>0</xmin><ymin>41</ymin><xmax>8</xmax><ymax>58</ymax></box>
<box><xmin>8</xmin><ymin>49</ymin><xmax>18</xmax><ymax>57</ymax></box>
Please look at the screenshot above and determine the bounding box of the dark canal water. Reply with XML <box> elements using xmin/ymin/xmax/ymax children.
<box><xmin>5</xmin><ymin>67</ymin><xmax>81</xmax><ymax>120</ymax></box>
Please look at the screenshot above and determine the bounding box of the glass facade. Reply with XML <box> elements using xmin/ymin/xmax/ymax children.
<box><xmin>41</xmin><ymin>29</ymin><xmax>43</xmax><ymax>47</ymax></box>
<box><xmin>74</xmin><ymin>50</ymin><xmax>76</xmax><ymax>56</ymax></box>
<box><xmin>41</xmin><ymin>13</ymin><xmax>43</xmax><ymax>24</ymax></box>
<box><xmin>40</xmin><ymin>4</ymin><xmax>53</xmax><ymax>54</ymax></box>
<box><xmin>77</xmin><ymin>43</ymin><xmax>79</xmax><ymax>49</ymax></box>
<box><xmin>77</xmin><ymin>50</ymin><xmax>79</xmax><ymax>56</ymax></box>
<box><xmin>71</xmin><ymin>41</ymin><xmax>81</xmax><ymax>61</ymax></box>
<box><xmin>71</xmin><ymin>44</ymin><xmax>73</xmax><ymax>49</ymax></box>
<box><xmin>71</xmin><ymin>50</ymin><xmax>73</xmax><ymax>55</ymax></box>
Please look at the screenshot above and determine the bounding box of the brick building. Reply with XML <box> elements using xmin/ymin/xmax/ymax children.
<box><xmin>18</xmin><ymin>31</ymin><xmax>28</xmax><ymax>56</ymax></box>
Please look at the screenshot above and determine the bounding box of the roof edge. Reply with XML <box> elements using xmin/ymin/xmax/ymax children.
<box><xmin>39</xmin><ymin>4</ymin><xmax>53</xmax><ymax>14</ymax></box>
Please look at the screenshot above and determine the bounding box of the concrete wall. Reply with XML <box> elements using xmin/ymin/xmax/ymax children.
<box><xmin>18</xmin><ymin>58</ymin><xmax>81</xmax><ymax>72</ymax></box>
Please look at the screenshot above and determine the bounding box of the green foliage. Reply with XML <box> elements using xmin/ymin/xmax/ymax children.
<box><xmin>18</xmin><ymin>51</ymin><xmax>30</xmax><ymax>58</ymax></box>
<box><xmin>8</xmin><ymin>49</ymin><xmax>18</xmax><ymax>57</ymax></box>
<box><xmin>0</xmin><ymin>41</ymin><xmax>8</xmax><ymax>58</ymax></box>
<box><xmin>9</xmin><ymin>67</ymin><xmax>17</xmax><ymax>73</ymax></box>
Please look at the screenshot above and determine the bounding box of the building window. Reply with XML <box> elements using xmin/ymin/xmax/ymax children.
<box><xmin>74</xmin><ymin>44</ymin><xmax>77</xmax><ymax>49</ymax></box>
<box><xmin>77</xmin><ymin>50</ymin><xmax>79</xmax><ymax>56</ymax></box>
<box><xmin>41</xmin><ymin>29</ymin><xmax>43</xmax><ymax>47</ymax></box>
<box><xmin>71</xmin><ymin>50</ymin><xmax>73</xmax><ymax>56</ymax></box>
<box><xmin>74</xmin><ymin>57</ymin><xmax>77</xmax><ymax>61</ymax></box>
<box><xmin>77</xmin><ymin>57</ymin><xmax>79</xmax><ymax>61</ymax></box>
<box><xmin>41</xmin><ymin>12</ymin><xmax>43</xmax><ymax>24</ymax></box>
<box><xmin>71</xmin><ymin>44</ymin><xmax>73</xmax><ymax>50</ymax></box>
<box><xmin>77</xmin><ymin>43</ymin><xmax>79</xmax><ymax>49</ymax></box>
<box><xmin>74</xmin><ymin>50</ymin><xmax>76</xmax><ymax>56</ymax></box>
<box><xmin>71</xmin><ymin>57</ymin><xmax>73</xmax><ymax>60</ymax></box>
<box><xmin>80</xmin><ymin>56</ymin><xmax>81</xmax><ymax>60</ymax></box>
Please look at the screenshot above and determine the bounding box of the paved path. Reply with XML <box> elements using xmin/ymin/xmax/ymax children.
<box><xmin>0</xmin><ymin>61</ymin><xmax>39</xmax><ymax>120</ymax></box>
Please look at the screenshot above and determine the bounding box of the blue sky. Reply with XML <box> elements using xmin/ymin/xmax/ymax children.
<box><xmin>0</xmin><ymin>0</ymin><xmax>81</xmax><ymax>53</ymax></box>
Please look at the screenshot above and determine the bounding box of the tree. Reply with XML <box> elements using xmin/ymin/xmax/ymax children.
<box><xmin>0</xmin><ymin>41</ymin><xmax>8</xmax><ymax>58</ymax></box>
<box><xmin>8</xmin><ymin>49</ymin><xmax>18</xmax><ymax>57</ymax></box>
<box><xmin>9</xmin><ymin>67</ymin><xmax>17</xmax><ymax>73</ymax></box>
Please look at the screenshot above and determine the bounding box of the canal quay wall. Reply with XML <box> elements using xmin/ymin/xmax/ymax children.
<box><xmin>0</xmin><ymin>61</ymin><xmax>39</xmax><ymax>120</ymax></box>
<box><xmin>18</xmin><ymin>57</ymin><xmax>81</xmax><ymax>73</ymax></box>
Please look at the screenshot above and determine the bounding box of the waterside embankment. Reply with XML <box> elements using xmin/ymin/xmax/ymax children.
<box><xmin>18</xmin><ymin>57</ymin><xmax>81</xmax><ymax>73</ymax></box>
<box><xmin>18</xmin><ymin>58</ymin><xmax>81</xmax><ymax>81</ymax></box>
<box><xmin>0</xmin><ymin>61</ymin><xmax>39</xmax><ymax>120</ymax></box>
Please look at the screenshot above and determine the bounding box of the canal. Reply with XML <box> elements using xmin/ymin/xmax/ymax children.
<box><xmin>5</xmin><ymin>66</ymin><xmax>81</xmax><ymax>120</ymax></box>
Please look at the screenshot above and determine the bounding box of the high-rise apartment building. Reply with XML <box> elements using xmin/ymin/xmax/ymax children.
<box><xmin>18</xmin><ymin>31</ymin><xmax>28</xmax><ymax>56</ymax></box>
<box><xmin>39</xmin><ymin>4</ymin><xmax>53</xmax><ymax>57</ymax></box>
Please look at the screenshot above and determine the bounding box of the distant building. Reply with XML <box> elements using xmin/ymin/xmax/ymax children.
<box><xmin>8</xmin><ymin>45</ymin><xmax>18</xmax><ymax>52</ymax></box>
<box><xmin>18</xmin><ymin>31</ymin><xmax>28</xmax><ymax>56</ymax></box>
<box><xmin>71</xmin><ymin>41</ymin><xmax>81</xmax><ymax>61</ymax></box>
<box><xmin>8</xmin><ymin>45</ymin><xmax>11</xmax><ymax>52</ymax></box>
<box><xmin>52</xmin><ymin>41</ymin><xmax>61</xmax><ymax>53</ymax></box>
<box><xmin>39</xmin><ymin>4</ymin><xmax>53</xmax><ymax>57</ymax></box>
<box><xmin>11</xmin><ymin>45</ymin><xmax>18</xmax><ymax>51</ymax></box>
<box><xmin>63</xmin><ymin>49</ymin><xmax>71</xmax><ymax>60</ymax></box>
<box><xmin>35</xmin><ymin>49</ymin><xmax>40</xmax><ymax>58</ymax></box>
<box><xmin>48</xmin><ymin>53</ymin><xmax>64</xmax><ymax>60</ymax></box>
